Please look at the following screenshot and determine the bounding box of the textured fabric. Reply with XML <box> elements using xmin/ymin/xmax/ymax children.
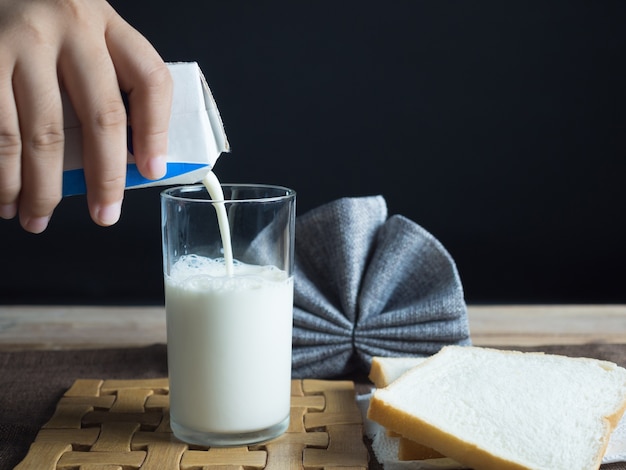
<box><xmin>291</xmin><ymin>196</ymin><xmax>471</xmax><ymax>378</ymax></box>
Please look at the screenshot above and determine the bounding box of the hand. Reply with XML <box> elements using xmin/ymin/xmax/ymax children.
<box><xmin>0</xmin><ymin>0</ymin><xmax>173</xmax><ymax>233</ymax></box>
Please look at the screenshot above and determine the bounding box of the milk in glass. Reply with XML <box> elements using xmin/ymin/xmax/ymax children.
<box><xmin>165</xmin><ymin>257</ymin><xmax>293</xmax><ymax>435</ymax></box>
<box><xmin>162</xmin><ymin>172</ymin><xmax>294</xmax><ymax>446</ymax></box>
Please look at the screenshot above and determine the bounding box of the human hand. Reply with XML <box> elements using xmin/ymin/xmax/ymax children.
<box><xmin>0</xmin><ymin>0</ymin><xmax>172</xmax><ymax>233</ymax></box>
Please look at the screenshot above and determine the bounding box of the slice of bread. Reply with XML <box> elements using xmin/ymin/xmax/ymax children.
<box><xmin>368</xmin><ymin>346</ymin><xmax>626</xmax><ymax>470</ymax></box>
<box><xmin>370</xmin><ymin>356</ymin><xmax>458</xmax><ymax>463</ymax></box>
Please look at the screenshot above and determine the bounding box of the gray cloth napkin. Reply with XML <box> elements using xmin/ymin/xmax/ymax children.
<box><xmin>292</xmin><ymin>196</ymin><xmax>471</xmax><ymax>378</ymax></box>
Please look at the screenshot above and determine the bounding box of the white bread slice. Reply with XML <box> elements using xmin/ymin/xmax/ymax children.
<box><xmin>370</xmin><ymin>356</ymin><xmax>459</xmax><ymax>463</ymax></box>
<box><xmin>368</xmin><ymin>346</ymin><xmax>626</xmax><ymax>470</ymax></box>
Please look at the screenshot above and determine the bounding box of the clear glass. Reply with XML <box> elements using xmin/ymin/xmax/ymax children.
<box><xmin>161</xmin><ymin>184</ymin><xmax>296</xmax><ymax>446</ymax></box>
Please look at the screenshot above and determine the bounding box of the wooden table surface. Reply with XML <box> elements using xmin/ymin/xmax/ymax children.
<box><xmin>0</xmin><ymin>304</ymin><xmax>625</xmax><ymax>351</ymax></box>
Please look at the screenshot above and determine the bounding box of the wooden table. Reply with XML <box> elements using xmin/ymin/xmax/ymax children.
<box><xmin>0</xmin><ymin>304</ymin><xmax>625</xmax><ymax>351</ymax></box>
<box><xmin>3</xmin><ymin>305</ymin><xmax>626</xmax><ymax>470</ymax></box>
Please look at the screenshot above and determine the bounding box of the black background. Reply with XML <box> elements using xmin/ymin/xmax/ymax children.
<box><xmin>2</xmin><ymin>1</ymin><xmax>626</xmax><ymax>305</ymax></box>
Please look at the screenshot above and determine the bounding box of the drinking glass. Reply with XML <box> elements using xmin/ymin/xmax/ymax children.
<box><xmin>161</xmin><ymin>183</ymin><xmax>296</xmax><ymax>446</ymax></box>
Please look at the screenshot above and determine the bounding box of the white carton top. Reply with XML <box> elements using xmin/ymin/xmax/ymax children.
<box><xmin>62</xmin><ymin>62</ymin><xmax>229</xmax><ymax>196</ymax></box>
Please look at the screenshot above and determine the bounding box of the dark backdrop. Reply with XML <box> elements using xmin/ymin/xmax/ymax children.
<box><xmin>2</xmin><ymin>1</ymin><xmax>626</xmax><ymax>305</ymax></box>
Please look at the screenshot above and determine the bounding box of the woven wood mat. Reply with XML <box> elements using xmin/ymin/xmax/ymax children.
<box><xmin>14</xmin><ymin>378</ymin><xmax>368</xmax><ymax>469</ymax></box>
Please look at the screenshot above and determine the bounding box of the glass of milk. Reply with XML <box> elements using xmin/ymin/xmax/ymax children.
<box><xmin>160</xmin><ymin>182</ymin><xmax>296</xmax><ymax>447</ymax></box>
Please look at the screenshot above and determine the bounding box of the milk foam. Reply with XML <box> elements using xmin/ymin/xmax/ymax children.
<box><xmin>168</xmin><ymin>254</ymin><xmax>289</xmax><ymax>291</ymax></box>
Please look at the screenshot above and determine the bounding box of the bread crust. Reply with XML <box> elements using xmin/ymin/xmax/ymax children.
<box><xmin>398</xmin><ymin>436</ymin><xmax>446</xmax><ymax>460</ymax></box>
<box><xmin>599</xmin><ymin>400</ymin><xmax>626</xmax><ymax>466</ymax></box>
<box><xmin>368</xmin><ymin>397</ymin><xmax>533</xmax><ymax>470</ymax></box>
<box><xmin>368</xmin><ymin>357</ymin><xmax>388</xmax><ymax>389</ymax></box>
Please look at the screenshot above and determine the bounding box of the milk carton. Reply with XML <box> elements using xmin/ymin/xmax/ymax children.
<box><xmin>61</xmin><ymin>62</ymin><xmax>229</xmax><ymax>196</ymax></box>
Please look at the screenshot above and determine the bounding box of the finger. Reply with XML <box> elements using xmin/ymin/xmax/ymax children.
<box><xmin>0</xmin><ymin>61</ymin><xmax>21</xmax><ymax>220</ymax></box>
<box><xmin>12</xmin><ymin>57</ymin><xmax>64</xmax><ymax>234</ymax></box>
<box><xmin>59</xmin><ymin>40</ymin><xmax>127</xmax><ymax>227</ymax></box>
<box><xmin>105</xmin><ymin>14</ymin><xmax>172</xmax><ymax>180</ymax></box>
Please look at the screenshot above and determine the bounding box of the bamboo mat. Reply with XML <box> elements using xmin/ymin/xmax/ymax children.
<box><xmin>14</xmin><ymin>377</ymin><xmax>368</xmax><ymax>469</ymax></box>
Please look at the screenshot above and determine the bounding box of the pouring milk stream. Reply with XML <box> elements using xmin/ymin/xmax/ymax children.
<box><xmin>201</xmin><ymin>171</ymin><xmax>234</xmax><ymax>276</ymax></box>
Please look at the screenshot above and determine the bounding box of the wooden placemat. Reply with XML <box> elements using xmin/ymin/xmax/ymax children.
<box><xmin>14</xmin><ymin>378</ymin><xmax>369</xmax><ymax>470</ymax></box>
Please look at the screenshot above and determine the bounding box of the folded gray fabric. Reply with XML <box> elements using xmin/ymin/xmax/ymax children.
<box><xmin>292</xmin><ymin>196</ymin><xmax>471</xmax><ymax>378</ymax></box>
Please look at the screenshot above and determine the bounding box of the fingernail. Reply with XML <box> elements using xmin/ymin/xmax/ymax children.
<box><xmin>96</xmin><ymin>201</ymin><xmax>122</xmax><ymax>226</ymax></box>
<box><xmin>0</xmin><ymin>203</ymin><xmax>17</xmax><ymax>220</ymax></box>
<box><xmin>23</xmin><ymin>215</ymin><xmax>50</xmax><ymax>234</ymax></box>
<box><xmin>147</xmin><ymin>155</ymin><xmax>167</xmax><ymax>180</ymax></box>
